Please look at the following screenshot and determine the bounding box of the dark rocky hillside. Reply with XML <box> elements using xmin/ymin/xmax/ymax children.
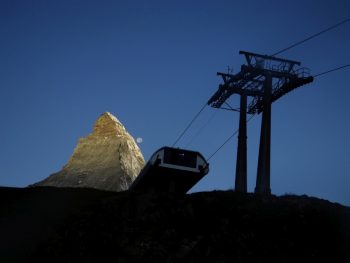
<box><xmin>0</xmin><ymin>187</ymin><xmax>349</xmax><ymax>262</ymax></box>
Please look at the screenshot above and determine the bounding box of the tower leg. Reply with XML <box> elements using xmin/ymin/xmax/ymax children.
<box><xmin>235</xmin><ymin>94</ymin><xmax>247</xmax><ymax>193</ymax></box>
<box><xmin>255</xmin><ymin>75</ymin><xmax>272</xmax><ymax>194</ymax></box>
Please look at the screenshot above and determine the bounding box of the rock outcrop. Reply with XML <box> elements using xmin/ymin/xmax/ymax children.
<box><xmin>32</xmin><ymin>112</ymin><xmax>145</xmax><ymax>191</ymax></box>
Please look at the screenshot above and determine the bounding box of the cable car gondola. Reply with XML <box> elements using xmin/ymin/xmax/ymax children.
<box><xmin>129</xmin><ymin>147</ymin><xmax>209</xmax><ymax>194</ymax></box>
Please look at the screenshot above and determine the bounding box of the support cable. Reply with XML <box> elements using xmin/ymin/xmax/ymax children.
<box><xmin>207</xmin><ymin>114</ymin><xmax>256</xmax><ymax>161</ymax></box>
<box><xmin>185</xmin><ymin>110</ymin><xmax>218</xmax><ymax>148</ymax></box>
<box><xmin>313</xmin><ymin>64</ymin><xmax>350</xmax><ymax>78</ymax></box>
<box><xmin>207</xmin><ymin>131</ymin><xmax>238</xmax><ymax>161</ymax></box>
<box><xmin>272</xmin><ymin>17</ymin><xmax>350</xmax><ymax>56</ymax></box>
<box><xmin>172</xmin><ymin>102</ymin><xmax>207</xmax><ymax>147</ymax></box>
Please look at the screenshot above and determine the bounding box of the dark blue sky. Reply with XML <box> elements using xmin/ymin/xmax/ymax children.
<box><xmin>1</xmin><ymin>0</ymin><xmax>349</xmax><ymax>205</ymax></box>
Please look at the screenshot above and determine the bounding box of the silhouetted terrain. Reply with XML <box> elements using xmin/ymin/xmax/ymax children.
<box><xmin>0</xmin><ymin>187</ymin><xmax>349</xmax><ymax>262</ymax></box>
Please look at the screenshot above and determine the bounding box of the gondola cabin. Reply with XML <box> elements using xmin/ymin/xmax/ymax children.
<box><xmin>129</xmin><ymin>147</ymin><xmax>209</xmax><ymax>194</ymax></box>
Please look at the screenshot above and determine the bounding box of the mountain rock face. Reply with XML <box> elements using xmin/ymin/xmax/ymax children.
<box><xmin>33</xmin><ymin>112</ymin><xmax>145</xmax><ymax>191</ymax></box>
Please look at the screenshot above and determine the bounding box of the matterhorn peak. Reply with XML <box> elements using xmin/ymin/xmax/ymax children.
<box><xmin>32</xmin><ymin>112</ymin><xmax>145</xmax><ymax>192</ymax></box>
<box><xmin>93</xmin><ymin>112</ymin><xmax>126</xmax><ymax>136</ymax></box>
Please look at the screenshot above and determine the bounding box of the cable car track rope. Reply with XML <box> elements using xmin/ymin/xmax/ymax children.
<box><xmin>314</xmin><ymin>64</ymin><xmax>350</xmax><ymax>77</ymax></box>
<box><xmin>207</xmin><ymin>114</ymin><xmax>256</xmax><ymax>161</ymax></box>
<box><xmin>272</xmin><ymin>17</ymin><xmax>350</xmax><ymax>56</ymax></box>
<box><xmin>185</xmin><ymin>109</ymin><xmax>218</xmax><ymax>148</ymax></box>
<box><xmin>172</xmin><ymin>102</ymin><xmax>207</xmax><ymax>147</ymax></box>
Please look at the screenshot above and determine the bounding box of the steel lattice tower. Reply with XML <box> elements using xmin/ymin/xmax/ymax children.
<box><xmin>208</xmin><ymin>51</ymin><xmax>313</xmax><ymax>194</ymax></box>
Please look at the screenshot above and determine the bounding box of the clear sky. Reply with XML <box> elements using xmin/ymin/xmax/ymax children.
<box><xmin>1</xmin><ymin>0</ymin><xmax>349</xmax><ymax>205</ymax></box>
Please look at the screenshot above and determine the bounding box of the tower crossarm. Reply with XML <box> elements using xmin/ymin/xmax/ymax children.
<box><xmin>239</xmin><ymin>50</ymin><xmax>301</xmax><ymax>67</ymax></box>
<box><xmin>247</xmin><ymin>75</ymin><xmax>314</xmax><ymax>114</ymax></box>
<box><xmin>209</xmin><ymin>51</ymin><xmax>312</xmax><ymax>113</ymax></box>
<box><xmin>208</xmin><ymin>70</ymin><xmax>262</xmax><ymax>108</ymax></box>
<box><xmin>271</xmin><ymin>76</ymin><xmax>314</xmax><ymax>104</ymax></box>
<box><xmin>241</xmin><ymin>65</ymin><xmax>299</xmax><ymax>79</ymax></box>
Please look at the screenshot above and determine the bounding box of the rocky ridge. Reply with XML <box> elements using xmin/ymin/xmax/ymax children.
<box><xmin>32</xmin><ymin>112</ymin><xmax>144</xmax><ymax>191</ymax></box>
